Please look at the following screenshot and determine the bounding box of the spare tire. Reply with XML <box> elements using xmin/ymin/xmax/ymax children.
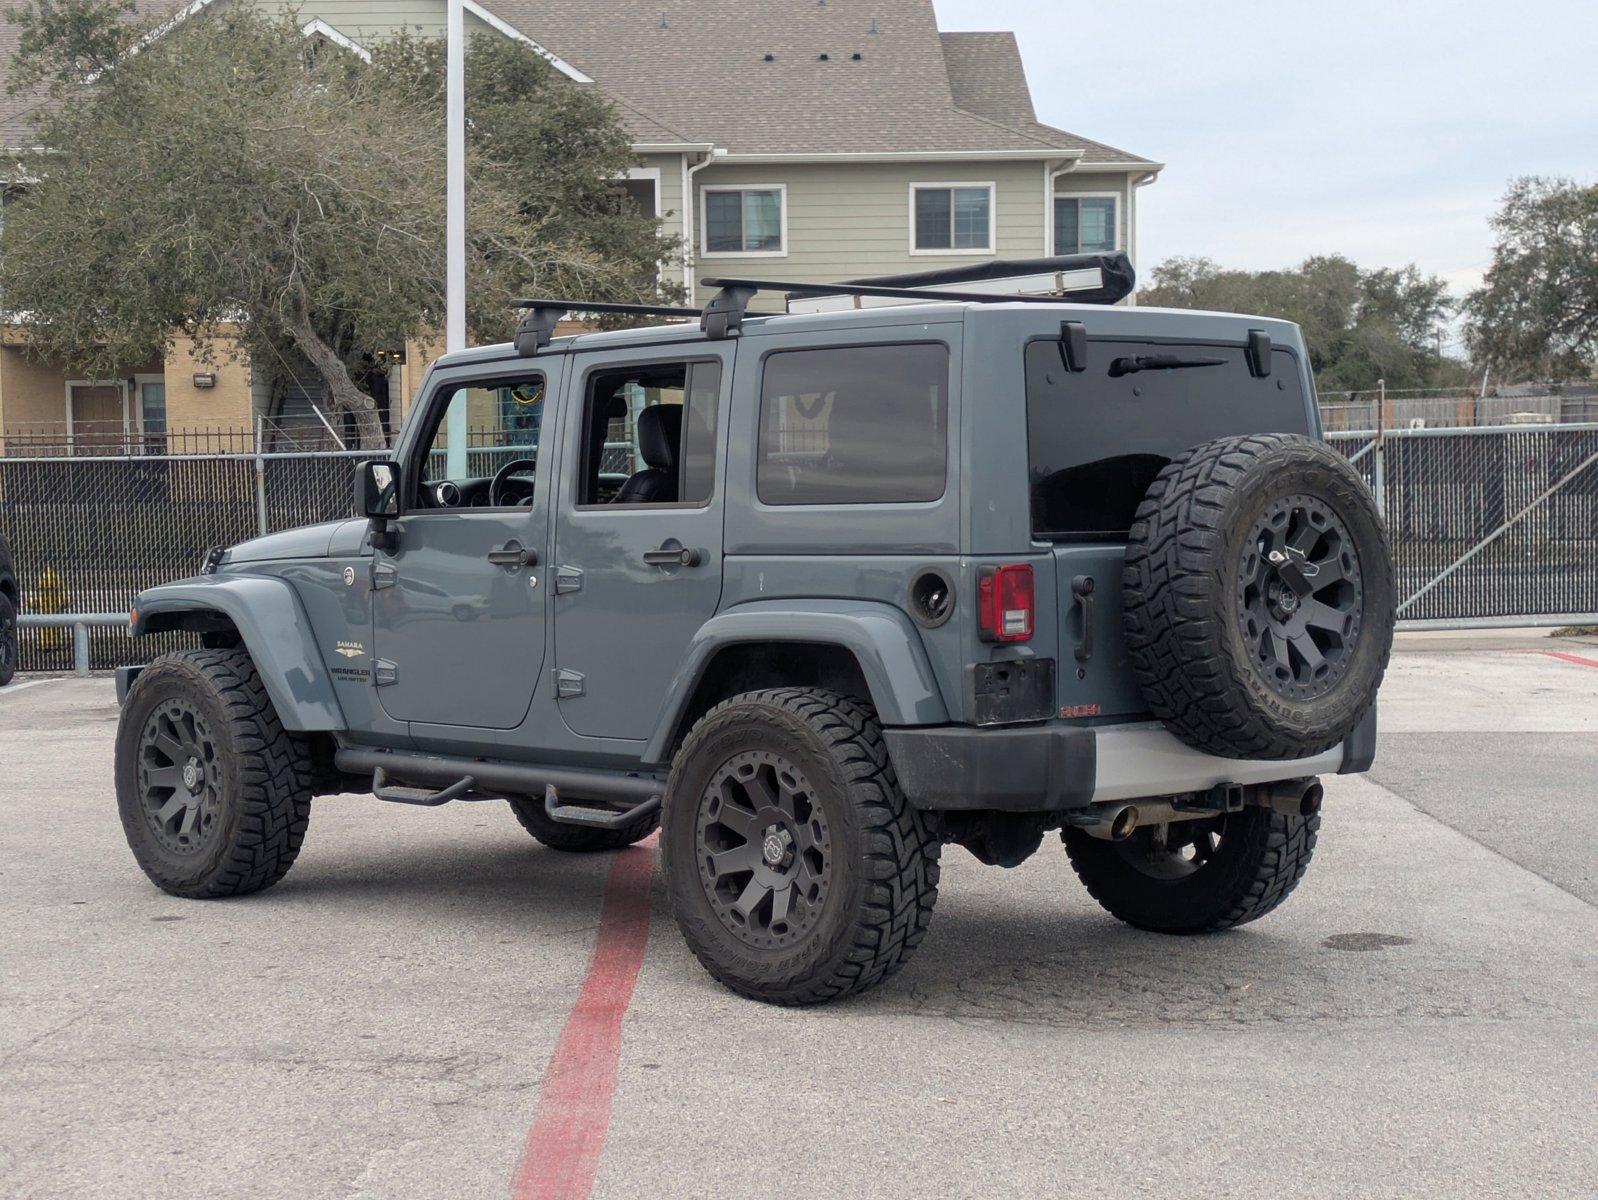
<box><xmin>1122</xmin><ymin>433</ymin><xmax>1394</xmax><ymax>760</ymax></box>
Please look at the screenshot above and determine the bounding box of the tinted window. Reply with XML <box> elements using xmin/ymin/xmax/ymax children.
<box><xmin>1027</xmin><ymin>340</ymin><xmax>1310</xmax><ymax>539</ymax></box>
<box><xmin>758</xmin><ymin>343</ymin><xmax>949</xmax><ymax>505</ymax></box>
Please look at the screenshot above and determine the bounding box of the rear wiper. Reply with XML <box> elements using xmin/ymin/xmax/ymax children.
<box><xmin>1108</xmin><ymin>354</ymin><xmax>1227</xmax><ymax>378</ymax></box>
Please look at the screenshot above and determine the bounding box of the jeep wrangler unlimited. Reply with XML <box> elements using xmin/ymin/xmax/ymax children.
<box><xmin>114</xmin><ymin>254</ymin><xmax>1393</xmax><ymax>1005</ymax></box>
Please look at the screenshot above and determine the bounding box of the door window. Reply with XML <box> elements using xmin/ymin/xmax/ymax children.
<box><xmin>576</xmin><ymin>361</ymin><xmax>721</xmax><ymax>507</ymax></box>
<box><xmin>414</xmin><ymin>374</ymin><xmax>547</xmax><ymax>509</ymax></box>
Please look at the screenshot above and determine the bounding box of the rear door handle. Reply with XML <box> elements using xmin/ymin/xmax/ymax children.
<box><xmin>487</xmin><ymin>540</ymin><xmax>536</xmax><ymax>568</ymax></box>
<box><xmin>1071</xmin><ymin>575</ymin><xmax>1095</xmax><ymax>662</ymax></box>
<box><xmin>643</xmin><ymin>539</ymin><xmax>702</xmax><ymax>568</ymax></box>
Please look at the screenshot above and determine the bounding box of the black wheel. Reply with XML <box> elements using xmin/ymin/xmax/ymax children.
<box><xmin>1063</xmin><ymin>807</ymin><xmax>1318</xmax><ymax>933</ymax></box>
<box><xmin>1123</xmin><ymin>433</ymin><xmax>1394</xmax><ymax>759</ymax></box>
<box><xmin>115</xmin><ymin>649</ymin><xmax>312</xmax><ymax>898</ymax></box>
<box><xmin>0</xmin><ymin>593</ymin><xmax>16</xmax><ymax>687</ymax></box>
<box><xmin>662</xmin><ymin>688</ymin><xmax>940</xmax><ymax>1005</ymax></box>
<box><xmin>505</xmin><ymin>794</ymin><xmax>658</xmax><ymax>852</ymax></box>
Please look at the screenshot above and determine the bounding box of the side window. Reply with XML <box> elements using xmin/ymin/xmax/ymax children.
<box><xmin>757</xmin><ymin>343</ymin><xmax>949</xmax><ymax>505</ymax></box>
<box><xmin>577</xmin><ymin>360</ymin><xmax>721</xmax><ymax>507</ymax></box>
<box><xmin>416</xmin><ymin>373</ymin><xmax>546</xmax><ymax>507</ymax></box>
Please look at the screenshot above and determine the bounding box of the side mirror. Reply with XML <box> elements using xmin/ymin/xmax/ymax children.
<box><xmin>357</xmin><ymin>459</ymin><xmax>401</xmax><ymax>519</ymax></box>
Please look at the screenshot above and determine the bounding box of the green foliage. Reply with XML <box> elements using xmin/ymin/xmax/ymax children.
<box><xmin>1464</xmin><ymin>177</ymin><xmax>1598</xmax><ymax>380</ymax></box>
<box><xmin>0</xmin><ymin>1</ymin><xmax>680</xmax><ymax>446</ymax></box>
<box><xmin>1140</xmin><ymin>254</ymin><xmax>1459</xmax><ymax>392</ymax></box>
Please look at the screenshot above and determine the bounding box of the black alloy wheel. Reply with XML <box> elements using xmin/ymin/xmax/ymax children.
<box><xmin>1238</xmin><ymin>494</ymin><xmax>1365</xmax><ymax>702</ymax></box>
<box><xmin>694</xmin><ymin>749</ymin><xmax>832</xmax><ymax>951</ymax></box>
<box><xmin>137</xmin><ymin>698</ymin><xmax>225</xmax><ymax>857</ymax></box>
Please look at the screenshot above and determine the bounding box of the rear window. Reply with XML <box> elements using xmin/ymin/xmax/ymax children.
<box><xmin>1026</xmin><ymin>339</ymin><xmax>1311</xmax><ymax>540</ymax></box>
<box><xmin>757</xmin><ymin>343</ymin><xmax>949</xmax><ymax>505</ymax></box>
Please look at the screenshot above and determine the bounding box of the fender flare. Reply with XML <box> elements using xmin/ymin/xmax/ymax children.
<box><xmin>642</xmin><ymin>599</ymin><xmax>949</xmax><ymax>763</ymax></box>
<box><xmin>132</xmin><ymin>574</ymin><xmax>345</xmax><ymax>732</ymax></box>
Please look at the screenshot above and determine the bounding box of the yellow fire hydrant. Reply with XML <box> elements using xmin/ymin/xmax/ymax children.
<box><xmin>35</xmin><ymin>566</ymin><xmax>69</xmax><ymax>651</ymax></box>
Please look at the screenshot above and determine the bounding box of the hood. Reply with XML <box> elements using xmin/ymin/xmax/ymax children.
<box><xmin>223</xmin><ymin>519</ymin><xmax>369</xmax><ymax>564</ymax></box>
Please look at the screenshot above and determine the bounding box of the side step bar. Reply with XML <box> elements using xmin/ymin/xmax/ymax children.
<box><xmin>335</xmin><ymin>747</ymin><xmax>663</xmax><ymax>826</ymax></box>
<box><xmin>544</xmin><ymin>785</ymin><xmax>661</xmax><ymax>831</ymax></box>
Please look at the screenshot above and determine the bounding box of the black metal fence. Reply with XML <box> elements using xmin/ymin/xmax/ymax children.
<box><xmin>3</xmin><ymin>426</ymin><xmax>1596</xmax><ymax>672</ymax></box>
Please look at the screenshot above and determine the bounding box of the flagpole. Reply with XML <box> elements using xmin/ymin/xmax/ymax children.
<box><xmin>444</xmin><ymin>0</ymin><xmax>467</xmax><ymax>473</ymax></box>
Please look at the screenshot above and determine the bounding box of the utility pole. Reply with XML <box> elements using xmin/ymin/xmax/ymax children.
<box><xmin>444</xmin><ymin>0</ymin><xmax>467</xmax><ymax>478</ymax></box>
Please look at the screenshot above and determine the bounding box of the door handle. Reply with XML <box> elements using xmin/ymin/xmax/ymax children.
<box><xmin>1071</xmin><ymin>575</ymin><xmax>1095</xmax><ymax>662</ymax></box>
<box><xmin>487</xmin><ymin>540</ymin><xmax>536</xmax><ymax>568</ymax></box>
<box><xmin>644</xmin><ymin>541</ymin><xmax>702</xmax><ymax>568</ymax></box>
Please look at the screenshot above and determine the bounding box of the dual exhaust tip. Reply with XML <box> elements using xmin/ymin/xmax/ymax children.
<box><xmin>1076</xmin><ymin>779</ymin><xmax>1324</xmax><ymax>842</ymax></box>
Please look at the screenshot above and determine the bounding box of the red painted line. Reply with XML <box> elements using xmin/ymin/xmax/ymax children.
<box><xmin>511</xmin><ymin>835</ymin><xmax>657</xmax><ymax>1200</ymax></box>
<box><xmin>1540</xmin><ymin>649</ymin><xmax>1598</xmax><ymax>670</ymax></box>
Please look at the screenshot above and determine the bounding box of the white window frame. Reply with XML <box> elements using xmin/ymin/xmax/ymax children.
<box><xmin>909</xmin><ymin>182</ymin><xmax>997</xmax><ymax>256</ymax></box>
<box><xmin>133</xmin><ymin>372</ymin><xmax>167</xmax><ymax>440</ymax></box>
<box><xmin>1052</xmin><ymin>191</ymin><xmax>1121</xmax><ymax>256</ymax></box>
<box><xmin>622</xmin><ymin>166</ymin><xmax>662</xmax><ymax>218</ymax></box>
<box><xmin>699</xmin><ymin>183</ymin><xmax>789</xmax><ymax>258</ymax></box>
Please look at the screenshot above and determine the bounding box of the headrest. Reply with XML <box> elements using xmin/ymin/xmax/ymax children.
<box><xmin>635</xmin><ymin>404</ymin><xmax>682</xmax><ymax>471</ymax></box>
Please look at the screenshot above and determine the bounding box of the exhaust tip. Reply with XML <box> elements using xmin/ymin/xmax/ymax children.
<box><xmin>1109</xmin><ymin>805</ymin><xmax>1138</xmax><ymax>841</ymax></box>
<box><xmin>1300</xmin><ymin>782</ymin><xmax>1324</xmax><ymax>817</ymax></box>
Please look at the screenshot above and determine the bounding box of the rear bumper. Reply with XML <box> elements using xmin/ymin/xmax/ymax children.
<box><xmin>883</xmin><ymin>706</ymin><xmax>1376</xmax><ymax>812</ymax></box>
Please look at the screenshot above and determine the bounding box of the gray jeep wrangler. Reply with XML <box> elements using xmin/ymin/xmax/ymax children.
<box><xmin>114</xmin><ymin>254</ymin><xmax>1393</xmax><ymax>1005</ymax></box>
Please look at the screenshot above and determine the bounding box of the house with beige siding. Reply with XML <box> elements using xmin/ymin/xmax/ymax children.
<box><xmin>0</xmin><ymin>0</ymin><xmax>1158</xmax><ymax>452</ymax></box>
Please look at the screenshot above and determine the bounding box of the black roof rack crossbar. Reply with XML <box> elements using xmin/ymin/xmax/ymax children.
<box><xmin>699</xmin><ymin>277</ymin><xmax>1079</xmax><ymax>309</ymax></box>
<box><xmin>512</xmin><ymin>298</ymin><xmax>701</xmax><ymax>356</ymax></box>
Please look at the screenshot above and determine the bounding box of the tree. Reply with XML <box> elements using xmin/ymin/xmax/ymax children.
<box><xmin>1465</xmin><ymin>177</ymin><xmax>1598</xmax><ymax>380</ymax></box>
<box><xmin>1140</xmin><ymin>254</ymin><xmax>1458</xmax><ymax>392</ymax></box>
<box><xmin>0</xmin><ymin>1</ymin><xmax>679</xmax><ymax>447</ymax></box>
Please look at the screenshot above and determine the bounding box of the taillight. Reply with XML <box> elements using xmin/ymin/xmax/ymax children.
<box><xmin>977</xmin><ymin>563</ymin><xmax>1034</xmax><ymax>643</ymax></box>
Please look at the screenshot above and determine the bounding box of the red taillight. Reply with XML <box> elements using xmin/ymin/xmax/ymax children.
<box><xmin>977</xmin><ymin>563</ymin><xmax>1034</xmax><ymax>643</ymax></box>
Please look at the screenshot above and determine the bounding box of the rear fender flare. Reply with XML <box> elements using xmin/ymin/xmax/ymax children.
<box><xmin>642</xmin><ymin>599</ymin><xmax>949</xmax><ymax>763</ymax></box>
<box><xmin>132</xmin><ymin>574</ymin><xmax>344</xmax><ymax>732</ymax></box>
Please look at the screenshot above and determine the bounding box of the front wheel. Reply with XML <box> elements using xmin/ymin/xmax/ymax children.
<box><xmin>115</xmin><ymin>649</ymin><xmax>312</xmax><ymax>898</ymax></box>
<box><xmin>662</xmin><ymin>689</ymin><xmax>941</xmax><ymax>1005</ymax></box>
<box><xmin>1062</xmin><ymin>806</ymin><xmax>1318</xmax><ymax>933</ymax></box>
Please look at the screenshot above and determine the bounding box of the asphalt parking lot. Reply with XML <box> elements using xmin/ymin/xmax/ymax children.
<box><xmin>2</xmin><ymin>634</ymin><xmax>1596</xmax><ymax>1200</ymax></box>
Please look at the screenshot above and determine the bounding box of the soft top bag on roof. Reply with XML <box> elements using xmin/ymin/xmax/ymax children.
<box><xmin>795</xmin><ymin>252</ymin><xmax>1135</xmax><ymax>307</ymax></box>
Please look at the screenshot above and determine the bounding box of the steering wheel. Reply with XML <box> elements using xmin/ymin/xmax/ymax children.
<box><xmin>490</xmin><ymin>458</ymin><xmax>538</xmax><ymax>507</ymax></box>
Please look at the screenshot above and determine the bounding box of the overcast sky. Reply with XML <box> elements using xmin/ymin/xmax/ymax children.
<box><xmin>934</xmin><ymin>0</ymin><xmax>1597</xmax><ymax>304</ymax></box>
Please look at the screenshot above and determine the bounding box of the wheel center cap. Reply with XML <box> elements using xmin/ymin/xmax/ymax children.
<box><xmin>761</xmin><ymin>825</ymin><xmax>794</xmax><ymax>869</ymax></box>
<box><xmin>182</xmin><ymin>758</ymin><xmax>203</xmax><ymax>793</ymax></box>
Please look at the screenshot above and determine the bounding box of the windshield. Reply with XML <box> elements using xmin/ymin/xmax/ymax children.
<box><xmin>1025</xmin><ymin>338</ymin><xmax>1314</xmax><ymax>540</ymax></box>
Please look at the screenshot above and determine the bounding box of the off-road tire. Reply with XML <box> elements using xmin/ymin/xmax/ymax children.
<box><xmin>505</xmin><ymin>794</ymin><xmax>659</xmax><ymax>852</ymax></box>
<box><xmin>1063</xmin><ymin>807</ymin><xmax>1318</xmax><ymax>933</ymax></box>
<box><xmin>662</xmin><ymin>688</ymin><xmax>940</xmax><ymax>1005</ymax></box>
<box><xmin>0</xmin><ymin>593</ymin><xmax>16</xmax><ymax>687</ymax></box>
<box><xmin>1123</xmin><ymin>433</ymin><xmax>1394</xmax><ymax>760</ymax></box>
<box><xmin>115</xmin><ymin>649</ymin><xmax>312</xmax><ymax>898</ymax></box>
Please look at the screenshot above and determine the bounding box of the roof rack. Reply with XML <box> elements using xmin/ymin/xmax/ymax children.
<box><xmin>512</xmin><ymin>298</ymin><xmax>701</xmax><ymax>356</ymax></box>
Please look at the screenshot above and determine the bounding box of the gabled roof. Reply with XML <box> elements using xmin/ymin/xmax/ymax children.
<box><xmin>939</xmin><ymin>31</ymin><xmax>1153</xmax><ymax>166</ymax></box>
<box><xmin>485</xmin><ymin>0</ymin><xmax>1154</xmax><ymax>161</ymax></box>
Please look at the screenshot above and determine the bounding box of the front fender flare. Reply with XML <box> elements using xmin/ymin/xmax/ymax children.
<box><xmin>642</xmin><ymin>599</ymin><xmax>949</xmax><ymax>763</ymax></box>
<box><xmin>132</xmin><ymin>574</ymin><xmax>345</xmax><ymax>732</ymax></box>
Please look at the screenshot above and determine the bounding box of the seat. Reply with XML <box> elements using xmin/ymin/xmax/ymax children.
<box><xmin>613</xmin><ymin>405</ymin><xmax>682</xmax><ymax>503</ymax></box>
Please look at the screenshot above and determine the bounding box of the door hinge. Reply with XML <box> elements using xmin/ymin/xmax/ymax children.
<box><xmin>554</xmin><ymin>565</ymin><xmax>584</xmax><ymax>594</ymax></box>
<box><xmin>372</xmin><ymin>562</ymin><xmax>398</xmax><ymax>590</ymax></box>
<box><xmin>374</xmin><ymin>658</ymin><xmax>399</xmax><ymax>686</ymax></box>
<box><xmin>555</xmin><ymin>668</ymin><xmax>585</xmax><ymax>698</ymax></box>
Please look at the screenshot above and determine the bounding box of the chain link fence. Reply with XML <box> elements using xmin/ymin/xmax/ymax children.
<box><xmin>3</xmin><ymin>425</ymin><xmax>1596</xmax><ymax>672</ymax></box>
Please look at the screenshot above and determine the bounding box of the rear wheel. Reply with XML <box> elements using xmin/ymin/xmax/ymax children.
<box><xmin>662</xmin><ymin>688</ymin><xmax>940</xmax><ymax>1005</ymax></box>
<box><xmin>115</xmin><ymin>649</ymin><xmax>312</xmax><ymax>898</ymax></box>
<box><xmin>1062</xmin><ymin>806</ymin><xmax>1318</xmax><ymax>933</ymax></box>
<box><xmin>505</xmin><ymin>794</ymin><xmax>658</xmax><ymax>852</ymax></box>
<box><xmin>0</xmin><ymin>593</ymin><xmax>16</xmax><ymax>687</ymax></box>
